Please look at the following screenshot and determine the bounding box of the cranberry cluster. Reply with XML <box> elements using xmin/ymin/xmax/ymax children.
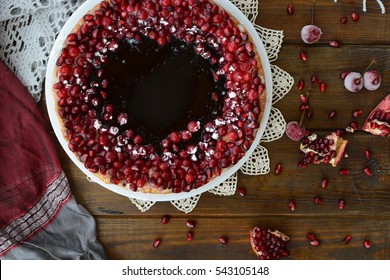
<box><xmin>54</xmin><ymin>0</ymin><xmax>264</xmax><ymax>193</ymax></box>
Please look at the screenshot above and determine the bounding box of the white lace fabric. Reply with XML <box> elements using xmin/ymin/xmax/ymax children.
<box><xmin>0</xmin><ymin>0</ymin><xmax>292</xmax><ymax>213</ymax></box>
<box><xmin>0</xmin><ymin>0</ymin><xmax>84</xmax><ymax>101</ymax></box>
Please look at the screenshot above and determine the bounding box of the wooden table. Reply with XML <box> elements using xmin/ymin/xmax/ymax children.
<box><xmin>41</xmin><ymin>0</ymin><xmax>390</xmax><ymax>259</ymax></box>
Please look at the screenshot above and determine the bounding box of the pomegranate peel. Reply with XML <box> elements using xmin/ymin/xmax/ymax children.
<box><xmin>363</xmin><ymin>94</ymin><xmax>390</xmax><ymax>137</ymax></box>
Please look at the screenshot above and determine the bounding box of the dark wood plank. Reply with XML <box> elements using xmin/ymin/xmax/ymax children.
<box><xmin>96</xmin><ymin>217</ymin><xmax>390</xmax><ymax>260</ymax></box>
<box><xmin>257</xmin><ymin>0</ymin><xmax>390</xmax><ymax>45</ymax></box>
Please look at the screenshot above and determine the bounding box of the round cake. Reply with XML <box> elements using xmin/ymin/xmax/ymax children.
<box><xmin>52</xmin><ymin>0</ymin><xmax>267</xmax><ymax>194</ymax></box>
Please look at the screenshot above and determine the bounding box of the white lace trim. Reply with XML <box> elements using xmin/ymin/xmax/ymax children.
<box><xmin>0</xmin><ymin>0</ymin><xmax>84</xmax><ymax>101</ymax></box>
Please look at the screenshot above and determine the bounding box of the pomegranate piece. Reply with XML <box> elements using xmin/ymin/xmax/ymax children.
<box><xmin>319</xmin><ymin>82</ymin><xmax>327</xmax><ymax>92</ymax></box>
<box><xmin>328</xmin><ymin>111</ymin><xmax>337</xmax><ymax>119</ymax></box>
<box><xmin>300</xmin><ymin>51</ymin><xmax>308</xmax><ymax>61</ymax></box>
<box><xmin>310</xmin><ymin>239</ymin><xmax>320</xmax><ymax>247</ymax></box>
<box><xmin>237</xmin><ymin>187</ymin><xmax>246</xmax><ymax>197</ymax></box>
<box><xmin>352</xmin><ymin>109</ymin><xmax>363</xmax><ymax>118</ymax></box>
<box><xmin>250</xmin><ymin>227</ymin><xmax>290</xmax><ymax>260</ymax></box>
<box><xmin>298</xmin><ymin>80</ymin><xmax>305</xmax><ymax>90</ymax></box>
<box><xmin>363</xmin><ymin>167</ymin><xmax>373</xmax><ymax>176</ymax></box>
<box><xmin>187</xmin><ymin>231</ymin><xmax>194</xmax><ymax>241</ymax></box>
<box><xmin>186</xmin><ymin>220</ymin><xmax>196</xmax><ymax>228</ymax></box>
<box><xmin>340</xmin><ymin>71</ymin><xmax>350</xmax><ymax>79</ymax></box>
<box><xmin>338</xmin><ymin>199</ymin><xmax>345</xmax><ymax>210</ymax></box>
<box><xmin>351</xmin><ymin>12</ymin><xmax>360</xmax><ymax>22</ymax></box>
<box><xmin>306</xmin><ymin>232</ymin><xmax>316</xmax><ymax>241</ymax></box>
<box><xmin>343</xmin><ymin>235</ymin><xmax>352</xmax><ymax>244</ymax></box>
<box><xmin>161</xmin><ymin>215</ymin><xmax>170</xmax><ymax>224</ymax></box>
<box><xmin>363</xmin><ymin>239</ymin><xmax>372</xmax><ymax>249</ymax></box>
<box><xmin>287</xmin><ymin>4</ymin><xmax>294</xmax><ymax>15</ymax></box>
<box><xmin>364</xmin><ymin>149</ymin><xmax>373</xmax><ymax>159</ymax></box>
<box><xmin>219</xmin><ymin>236</ymin><xmax>228</xmax><ymax>245</ymax></box>
<box><xmin>321</xmin><ymin>178</ymin><xmax>328</xmax><ymax>189</ymax></box>
<box><xmin>286</xmin><ymin>121</ymin><xmax>306</xmax><ymax>141</ymax></box>
<box><xmin>299</xmin><ymin>132</ymin><xmax>348</xmax><ymax>167</ymax></box>
<box><xmin>274</xmin><ymin>163</ymin><xmax>283</xmax><ymax>175</ymax></box>
<box><xmin>314</xmin><ymin>196</ymin><xmax>324</xmax><ymax>205</ymax></box>
<box><xmin>340</xmin><ymin>16</ymin><xmax>348</xmax><ymax>24</ymax></box>
<box><xmin>363</xmin><ymin>70</ymin><xmax>381</xmax><ymax>91</ymax></box>
<box><xmin>363</xmin><ymin>94</ymin><xmax>390</xmax><ymax>137</ymax></box>
<box><xmin>344</xmin><ymin>72</ymin><xmax>363</xmax><ymax>92</ymax></box>
<box><xmin>339</xmin><ymin>168</ymin><xmax>349</xmax><ymax>175</ymax></box>
<box><xmin>288</xmin><ymin>200</ymin><xmax>296</xmax><ymax>211</ymax></box>
<box><xmin>301</xmin><ymin>25</ymin><xmax>322</xmax><ymax>44</ymax></box>
<box><xmin>153</xmin><ymin>238</ymin><xmax>161</xmax><ymax>248</ymax></box>
<box><xmin>329</xmin><ymin>40</ymin><xmax>341</xmax><ymax>48</ymax></box>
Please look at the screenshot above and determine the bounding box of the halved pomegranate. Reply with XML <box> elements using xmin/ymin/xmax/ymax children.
<box><xmin>299</xmin><ymin>132</ymin><xmax>348</xmax><ymax>167</ymax></box>
<box><xmin>363</xmin><ymin>94</ymin><xmax>390</xmax><ymax>137</ymax></box>
<box><xmin>249</xmin><ymin>226</ymin><xmax>290</xmax><ymax>260</ymax></box>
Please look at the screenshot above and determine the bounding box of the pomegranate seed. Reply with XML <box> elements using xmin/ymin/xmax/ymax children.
<box><xmin>186</xmin><ymin>220</ymin><xmax>196</xmax><ymax>228</ymax></box>
<box><xmin>237</xmin><ymin>187</ymin><xmax>246</xmax><ymax>197</ymax></box>
<box><xmin>338</xmin><ymin>199</ymin><xmax>345</xmax><ymax>210</ymax></box>
<box><xmin>339</xmin><ymin>168</ymin><xmax>349</xmax><ymax>175</ymax></box>
<box><xmin>310</xmin><ymin>239</ymin><xmax>320</xmax><ymax>247</ymax></box>
<box><xmin>153</xmin><ymin>239</ymin><xmax>161</xmax><ymax>248</ymax></box>
<box><xmin>363</xmin><ymin>167</ymin><xmax>372</xmax><ymax>176</ymax></box>
<box><xmin>300</xmin><ymin>94</ymin><xmax>307</xmax><ymax>104</ymax></box>
<box><xmin>161</xmin><ymin>215</ymin><xmax>170</xmax><ymax>224</ymax></box>
<box><xmin>341</xmin><ymin>71</ymin><xmax>350</xmax><ymax>79</ymax></box>
<box><xmin>306</xmin><ymin>232</ymin><xmax>316</xmax><ymax>241</ymax></box>
<box><xmin>311</xmin><ymin>75</ymin><xmax>319</xmax><ymax>84</ymax></box>
<box><xmin>352</xmin><ymin>109</ymin><xmax>363</xmax><ymax>118</ymax></box>
<box><xmin>328</xmin><ymin>111</ymin><xmax>337</xmax><ymax>119</ymax></box>
<box><xmin>187</xmin><ymin>231</ymin><xmax>194</xmax><ymax>241</ymax></box>
<box><xmin>275</xmin><ymin>163</ymin><xmax>283</xmax><ymax>175</ymax></box>
<box><xmin>329</xmin><ymin>40</ymin><xmax>341</xmax><ymax>47</ymax></box>
<box><xmin>363</xmin><ymin>239</ymin><xmax>371</xmax><ymax>248</ymax></box>
<box><xmin>350</xmin><ymin>121</ymin><xmax>358</xmax><ymax>130</ymax></box>
<box><xmin>364</xmin><ymin>149</ymin><xmax>373</xmax><ymax>159</ymax></box>
<box><xmin>320</xmin><ymin>82</ymin><xmax>327</xmax><ymax>92</ymax></box>
<box><xmin>351</xmin><ymin>12</ymin><xmax>359</xmax><ymax>22</ymax></box>
<box><xmin>321</xmin><ymin>178</ymin><xmax>328</xmax><ymax>189</ymax></box>
<box><xmin>219</xmin><ymin>236</ymin><xmax>228</xmax><ymax>245</ymax></box>
<box><xmin>314</xmin><ymin>196</ymin><xmax>324</xmax><ymax>205</ymax></box>
<box><xmin>298</xmin><ymin>80</ymin><xmax>305</xmax><ymax>90</ymax></box>
<box><xmin>288</xmin><ymin>200</ymin><xmax>296</xmax><ymax>211</ymax></box>
<box><xmin>300</xmin><ymin>51</ymin><xmax>307</xmax><ymax>61</ymax></box>
<box><xmin>340</xmin><ymin>16</ymin><xmax>348</xmax><ymax>24</ymax></box>
<box><xmin>343</xmin><ymin>235</ymin><xmax>352</xmax><ymax>244</ymax></box>
<box><xmin>336</xmin><ymin>129</ymin><xmax>345</xmax><ymax>137</ymax></box>
<box><xmin>287</xmin><ymin>3</ymin><xmax>294</xmax><ymax>15</ymax></box>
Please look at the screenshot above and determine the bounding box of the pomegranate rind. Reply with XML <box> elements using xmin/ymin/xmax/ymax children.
<box><xmin>327</xmin><ymin>133</ymin><xmax>348</xmax><ymax>167</ymax></box>
<box><xmin>363</xmin><ymin>94</ymin><xmax>390</xmax><ymax>137</ymax></box>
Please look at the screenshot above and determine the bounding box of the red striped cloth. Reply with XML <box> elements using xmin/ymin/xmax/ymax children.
<box><xmin>0</xmin><ymin>60</ymin><xmax>71</xmax><ymax>256</ymax></box>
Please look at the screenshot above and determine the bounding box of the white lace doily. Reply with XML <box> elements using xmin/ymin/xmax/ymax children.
<box><xmin>130</xmin><ymin>0</ymin><xmax>293</xmax><ymax>213</ymax></box>
<box><xmin>0</xmin><ymin>0</ymin><xmax>293</xmax><ymax>213</ymax></box>
<box><xmin>0</xmin><ymin>0</ymin><xmax>84</xmax><ymax>101</ymax></box>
